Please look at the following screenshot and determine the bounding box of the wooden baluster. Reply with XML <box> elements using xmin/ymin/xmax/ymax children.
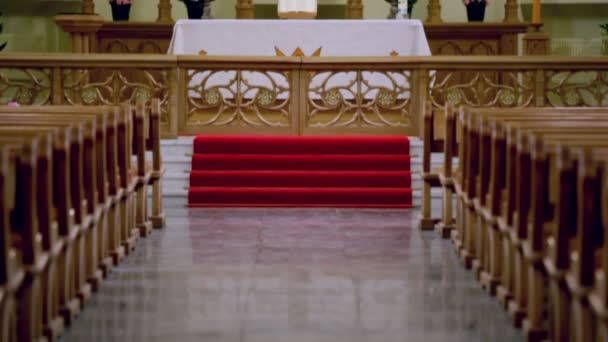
<box><xmin>157</xmin><ymin>0</ymin><xmax>174</xmax><ymax>23</ymax></box>
<box><xmin>82</xmin><ymin>0</ymin><xmax>95</xmax><ymax>14</ymax></box>
<box><xmin>346</xmin><ymin>0</ymin><xmax>363</xmax><ymax>19</ymax></box>
<box><xmin>236</xmin><ymin>0</ymin><xmax>255</xmax><ymax>19</ymax></box>
<box><xmin>426</xmin><ymin>0</ymin><xmax>442</xmax><ymax>24</ymax></box>
<box><xmin>503</xmin><ymin>0</ymin><xmax>519</xmax><ymax>23</ymax></box>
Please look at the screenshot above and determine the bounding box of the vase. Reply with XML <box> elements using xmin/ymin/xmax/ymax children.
<box><xmin>387</xmin><ymin>4</ymin><xmax>398</xmax><ymax>19</ymax></box>
<box><xmin>110</xmin><ymin>2</ymin><xmax>131</xmax><ymax>21</ymax></box>
<box><xmin>184</xmin><ymin>0</ymin><xmax>205</xmax><ymax>19</ymax></box>
<box><xmin>466</xmin><ymin>0</ymin><xmax>486</xmax><ymax>22</ymax></box>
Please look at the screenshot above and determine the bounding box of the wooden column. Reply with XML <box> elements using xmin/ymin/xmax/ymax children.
<box><xmin>346</xmin><ymin>0</ymin><xmax>363</xmax><ymax>19</ymax></box>
<box><xmin>503</xmin><ymin>0</ymin><xmax>520</xmax><ymax>23</ymax></box>
<box><xmin>82</xmin><ymin>0</ymin><xmax>95</xmax><ymax>14</ymax></box>
<box><xmin>55</xmin><ymin>15</ymin><xmax>104</xmax><ymax>53</ymax></box>
<box><xmin>157</xmin><ymin>0</ymin><xmax>174</xmax><ymax>23</ymax></box>
<box><xmin>236</xmin><ymin>0</ymin><xmax>255</xmax><ymax>19</ymax></box>
<box><xmin>426</xmin><ymin>0</ymin><xmax>442</xmax><ymax>24</ymax></box>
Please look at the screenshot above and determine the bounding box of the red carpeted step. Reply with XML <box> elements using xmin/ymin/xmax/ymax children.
<box><xmin>190</xmin><ymin>170</ymin><xmax>412</xmax><ymax>188</ymax></box>
<box><xmin>188</xmin><ymin>135</ymin><xmax>413</xmax><ymax>207</ymax></box>
<box><xmin>193</xmin><ymin>135</ymin><xmax>410</xmax><ymax>155</ymax></box>
<box><xmin>188</xmin><ymin>187</ymin><xmax>412</xmax><ymax>207</ymax></box>
<box><xmin>192</xmin><ymin>154</ymin><xmax>410</xmax><ymax>171</ymax></box>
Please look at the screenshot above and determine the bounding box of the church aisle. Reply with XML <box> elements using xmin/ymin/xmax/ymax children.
<box><xmin>60</xmin><ymin>201</ymin><xmax>522</xmax><ymax>342</ymax></box>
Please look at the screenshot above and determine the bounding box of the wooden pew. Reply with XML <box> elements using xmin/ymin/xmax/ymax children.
<box><xmin>0</xmin><ymin>125</ymin><xmax>87</xmax><ymax>340</ymax></box>
<box><xmin>439</xmin><ymin>106</ymin><xmax>608</xmax><ymax>241</ymax></box>
<box><xmin>0</xmin><ymin>101</ymin><xmax>162</xmax><ymax>341</ymax></box>
<box><xmin>530</xmin><ymin>142</ymin><xmax>608</xmax><ymax>342</ymax></box>
<box><xmin>0</xmin><ymin>100</ymin><xmax>165</xmax><ymax>232</ymax></box>
<box><xmin>454</xmin><ymin>107</ymin><xmax>608</xmax><ymax>341</ymax></box>
<box><xmin>503</xmin><ymin>132</ymin><xmax>608</xmax><ymax>337</ymax></box>
<box><xmin>587</xmin><ymin>154</ymin><xmax>608</xmax><ymax>342</ymax></box>
<box><xmin>0</xmin><ymin>109</ymin><xmax>121</xmax><ymax>328</ymax></box>
<box><xmin>455</xmin><ymin>110</ymin><xmax>608</xmax><ymax>269</ymax></box>
<box><xmin>0</xmin><ymin>117</ymin><xmax>112</xmax><ymax>298</ymax></box>
<box><xmin>0</xmin><ymin>106</ymin><xmax>140</xmax><ymax>269</ymax></box>
<box><xmin>0</xmin><ymin>117</ymin><xmax>120</xmax><ymax>341</ymax></box>
<box><xmin>462</xmin><ymin>113</ymin><xmax>608</xmax><ymax>284</ymax></box>
<box><xmin>516</xmin><ymin>140</ymin><xmax>608</xmax><ymax>342</ymax></box>
<box><xmin>0</xmin><ymin>137</ymin><xmax>49</xmax><ymax>342</ymax></box>
<box><xmin>421</xmin><ymin>101</ymin><xmax>442</xmax><ymax>230</ymax></box>
<box><xmin>144</xmin><ymin>100</ymin><xmax>164</xmax><ymax>229</ymax></box>
<box><xmin>0</xmin><ymin>145</ymin><xmax>26</xmax><ymax>342</ymax></box>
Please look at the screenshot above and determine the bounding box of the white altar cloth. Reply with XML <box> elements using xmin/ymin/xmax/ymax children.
<box><xmin>168</xmin><ymin>20</ymin><xmax>431</xmax><ymax>101</ymax></box>
<box><xmin>168</xmin><ymin>19</ymin><xmax>431</xmax><ymax>57</ymax></box>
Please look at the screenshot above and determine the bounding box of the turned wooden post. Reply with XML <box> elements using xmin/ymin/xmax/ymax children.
<box><xmin>82</xmin><ymin>0</ymin><xmax>95</xmax><ymax>14</ymax></box>
<box><xmin>426</xmin><ymin>0</ymin><xmax>442</xmax><ymax>23</ymax></box>
<box><xmin>157</xmin><ymin>0</ymin><xmax>174</xmax><ymax>23</ymax></box>
<box><xmin>346</xmin><ymin>0</ymin><xmax>363</xmax><ymax>19</ymax></box>
<box><xmin>503</xmin><ymin>0</ymin><xmax>520</xmax><ymax>23</ymax></box>
<box><xmin>236</xmin><ymin>0</ymin><xmax>255</xmax><ymax>19</ymax></box>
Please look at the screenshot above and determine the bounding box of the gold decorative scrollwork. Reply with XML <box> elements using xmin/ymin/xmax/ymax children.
<box><xmin>545</xmin><ymin>71</ymin><xmax>608</xmax><ymax>107</ymax></box>
<box><xmin>62</xmin><ymin>68</ymin><xmax>171</xmax><ymax>123</ymax></box>
<box><xmin>0</xmin><ymin>68</ymin><xmax>51</xmax><ymax>105</ymax></box>
<box><xmin>323</xmin><ymin>88</ymin><xmax>343</xmax><ymax>108</ymax></box>
<box><xmin>429</xmin><ymin>70</ymin><xmax>534</xmax><ymax>110</ymax></box>
<box><xmin>203</xmin><ymin>88</ymin><xmax>222</xmax><ymax>106</ymax></box>
<box><xmin>255</xmin><ymin>88</ymin><xmax>275</xmax><ymax>107</ymax></box>
<box><xmin>307</xmin><ymin>70</ymin><xmax>412</xmax><ymax>128</ymax></box>
<box><xmin>186</xmin><ymin>69</ymin><xmax>291</xmax><ymax>127</ymax></box>
<box><xmin>376</xmin><ymin>88</ymin><xmax>397</xmax><ymax>108</ymax></box>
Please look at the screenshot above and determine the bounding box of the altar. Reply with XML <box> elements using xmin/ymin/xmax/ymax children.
<box><xmin>168</xmin><ymin>19</ymin><xmax>431</xmax><ymax>57</ymax></box>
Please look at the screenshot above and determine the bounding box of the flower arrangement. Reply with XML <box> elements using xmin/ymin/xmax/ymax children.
<box><xmin>384</xmin><ymin>0</ymin><xmax>417</xmax><ymax>18</ymax></box>
<box><xmin>0</xmin><ymin>12</ymin><xmax>6</xmax><ymax>52</ymax></box>
<box><xmin>109</xmin><ymin>0</ymin><xmax>132</xmax><ymax>21</ymax></box>
<box><xmin>179</xmin><ymin>0</ymin><xmax>205</xmax><ymax>19</ymax></box>
<box><xmin>463</xmin><ymin>0</ymin><xmax>488</xmax><ymax>22</ymax></box>
<box><xmin>601</xmin><ymin>23</ymin><xmax>608</xmax><ymax>35</ymax></box>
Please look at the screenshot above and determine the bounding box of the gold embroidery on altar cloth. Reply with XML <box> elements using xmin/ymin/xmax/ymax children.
<box><xmin>274</xmin><ymin>46</ymin><xmax>322</xmax><ymax>57</ymax></box>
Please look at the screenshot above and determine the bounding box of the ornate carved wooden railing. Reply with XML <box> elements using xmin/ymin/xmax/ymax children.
<box><xmin>0</xmin><ymin>54</ymin><xmax>606</xmax><ymax>139</ymax></box>
<box><xmin>0</xmin><ymin>54</ymin><xmax>177</xmax><ymax>137</ymax></box>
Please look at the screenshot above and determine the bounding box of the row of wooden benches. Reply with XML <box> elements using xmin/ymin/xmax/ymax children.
<box><xmin>0</xmin><ymin>101</ymin><xmax>164</xmax><ymax>342</ymax></box>
<box><xmin>422</xmin><ymin>104</ymin><xmax>608</xmax><ymax>341</ymax></box>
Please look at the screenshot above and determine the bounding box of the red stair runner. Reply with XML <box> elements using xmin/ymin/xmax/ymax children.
<box><xmin>188</xmin><ymin>135</ymin><xmax>412</xmax><ymax>207</ymax></box>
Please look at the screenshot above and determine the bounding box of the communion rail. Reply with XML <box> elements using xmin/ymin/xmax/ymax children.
<box><xmin>0</xmin><ymin>53</ymin><xmax>606</xmax><ymax>138</ymax></box>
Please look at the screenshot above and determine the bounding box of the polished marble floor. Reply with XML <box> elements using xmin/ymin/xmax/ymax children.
<box><xmin>60</xmin><ymin>200</ymin><xmax>522</xmax><ymax>342</ymax></box>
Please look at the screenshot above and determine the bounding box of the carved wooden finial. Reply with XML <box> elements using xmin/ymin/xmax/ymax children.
<box><xmin>426</xmin><ymin>0</ymin><xmax>442</xmax><ymax>24</ymax></box>
<box><xmin>82</xmin><ymin>0</ymin><xmax>95</xmax><ymax>14</ymax></box>
<box><xmin>157</xmin><ymin>0</ymin><xmax>174</xmax><ymax>23</ymax></box>
<box><xmin>503</xmin><ymin>0</ymin><xmax>520</xmax><ymax>23</ymax></box>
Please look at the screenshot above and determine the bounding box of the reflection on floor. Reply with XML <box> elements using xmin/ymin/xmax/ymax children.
<box><xmin>60</xmin><ymin>201</ymin><xmax>522</xmax><ymax>342</ymax></box>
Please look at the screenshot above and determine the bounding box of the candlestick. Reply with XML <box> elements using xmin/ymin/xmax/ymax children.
<box><xmin>532</xmin><ymin>0</ymin><xmax>541</xmax><ymax>24</ymax></box>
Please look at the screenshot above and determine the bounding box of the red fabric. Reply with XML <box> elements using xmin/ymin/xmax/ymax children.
<box><xmin>192</xmin><ymin>154</ymin><xmax>410</xmax><ymax>171</ymax></box>
<box><xmin>190</xmin><ymin>170</ymin><xmax>411</xmax><ymax>188</ymax></box>
<box><xmin>188</xmin><ymin>135</ymin><xmax>412</xmax><ymax>207</ymax></box>
<box><xmin>193</xmin><ymin>135</ymin><xmax>410</xmax><ymax>155</ymax></box>
<box><xmin>188</xmin><ymin>187</ymin><xmax>413</xmax><ymax>206</ymax></box>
